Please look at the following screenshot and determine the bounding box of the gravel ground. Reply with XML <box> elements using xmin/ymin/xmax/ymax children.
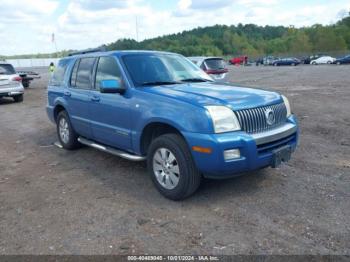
<box><xmin>0</xmin><ymin>65</ymin><xmax>349</xmax><ymax>255</ymax></box>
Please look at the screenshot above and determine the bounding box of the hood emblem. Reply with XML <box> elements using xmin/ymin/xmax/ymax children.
<box><xmin>265</xmin><ymin>108</ymin><xmax>275</xmax><ymax>126</ymax></box>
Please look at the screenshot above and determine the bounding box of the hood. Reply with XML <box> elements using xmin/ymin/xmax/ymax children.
<box><xmin>141</xmin><ymin>82</ymin><xmax>282</xmax><ymax>110</ymax></box>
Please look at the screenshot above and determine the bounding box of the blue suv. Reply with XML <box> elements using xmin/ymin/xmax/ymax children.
<box><xmin>47</xmin><ymin>50</ymin><xmax>298</xmax><ymax>200</ymax></box>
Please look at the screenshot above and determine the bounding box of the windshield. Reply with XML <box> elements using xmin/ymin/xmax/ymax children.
<box><xmin>204</xmin><ymin>58</ymin><xmax>226</xmax><ymax>70</ymax></box>
<box><xmin>122</xmin><ymin>53</ymin><xmax>213</xmax><ymax>86</ymax></box>
<box><xmin>0</xmin><ymin>64</ymin><xmax>16</xmax><ymax>75</ymax></box>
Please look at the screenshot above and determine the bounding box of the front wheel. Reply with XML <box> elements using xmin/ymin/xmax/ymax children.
<box><xmin>147</xmin><ymin>134</ymin><xmax>201</xmax><ymax>200</ymax></box>
<box><xmin>56</xmin><ymin>111</ymin><xmax>80</xmax><ymax>150</ymax></box>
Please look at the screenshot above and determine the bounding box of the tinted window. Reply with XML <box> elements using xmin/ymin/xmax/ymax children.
<box><xmin>75</xmin><ymin>57</ymin><xmax>95</xmax><ymax>89</ymax></box>
<box><xmin>95</xmin><ymin>56</ymin><xmax>122</xmax><ymax>90</ymax></box>
<box><xmin>0</xmin><ymin>64</ymin><xmax>16</xmax><ymax>75</ymax></box>
<box><xmin>50</xmin><ymin>59</ymin><xmax>71</xmax><ymax>86</ymax></box>
<box><xmin>70</xmin><ymin>59</ymin><xmax>80</xmax><ymax>87</ymax></box>
<box><xmin>204</xmin><ymin>59</ymin><xmax>225</xmax><ymax>70</ymax></box>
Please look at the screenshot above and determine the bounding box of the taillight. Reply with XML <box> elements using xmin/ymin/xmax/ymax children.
<box><xmin>12</xmin><ymin>76</ymin><xmax>22</xmax><ymax>82</ymax></box>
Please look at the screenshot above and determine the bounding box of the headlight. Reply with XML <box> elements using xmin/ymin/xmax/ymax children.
<box><xmin>205</xmin><ymin>106</ymin><xmax>241</xmax><ymax>133</ymax></box>
<box><xmin>282</xmin><ymin>95</ymin><xmax>292</xmax><ymax>117</ymax></box>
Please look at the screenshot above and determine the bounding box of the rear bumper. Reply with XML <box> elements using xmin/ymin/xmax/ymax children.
<box><xmin>0</xmin><ymin>85</ymin><xmax>24</xmax><ymax>97</ymax></box>
<box><xmin>46</xmin><ymin>105</ymin><xmax>55</xmax><ymax>123</ymax></box>
<box><xmin>183</xmin><ymin>115</ymin><xmax>298</xmax><ymax>178</ymax></box>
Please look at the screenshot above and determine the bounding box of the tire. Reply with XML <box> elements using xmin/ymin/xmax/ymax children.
<box><xmin>337</xmin><ymin>62</ymin><xmax>341</xmax><ymax>65</ymax></box>
<box><xmin>56</xmin><ymin>110</ymin><xmax>80</xmax><ymax>150</ymax></box>
<box><xmin>311</xmin><ymin>62</ymin><xmax>316</xmax><ymax>65</ymax></box>
<box><xmin>273</xmin><ymin>63</ymin><xmax>278</xmax><ymax>67</ymax></box>
<box><xmin>147</xmin><ymin>133</ymin><xmax>201</xmax><ymax>200</ymax></box>
<box><xmin>23</xmin><ymin>82</ymin><xmax>29</xmax><ymax>88</ymax></box>
<box><xmin>13</xmin><ymin>94</ymin><xmax>23</xmax><ymax>102</ymax></box>
<box><xmin>291</xmin><ymin>63</ymin><xmax>296</xmax><ymax>66</ymax></box>
<box><xmin>327</xmin><ymin>61</ymin><xmax>331</xmax><ymax>64</ymax></box>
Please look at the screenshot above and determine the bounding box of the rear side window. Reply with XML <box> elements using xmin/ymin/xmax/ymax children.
<box><xmin>95</xmin><ymin>56</ymin><xmax>122</xmax><ymax>90</ymax></box>
<box><xmin>70</xmin><ymin>60</ymin><xmax>80</xmax><ymax>87</ymax></box>
<box><xmin>50</xmin><ymin>59</ymin><xmax>71</xmax><ymax>86</ymax></box>
<box><xmin>70</xmin><ymin>57</ymin><xmax>96</xmax><ymax>89</ymax></box>
<box><xmin>0</xmin><ymin>64</ymin><xmax>16</xmax><ymax>75</ymax></box>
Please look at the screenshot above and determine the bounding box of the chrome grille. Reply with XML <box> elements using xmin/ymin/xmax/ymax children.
<box><xmin>235</xmin><ymin>103</ymin><xmax>287</xmax><ymax>134</ymax></box>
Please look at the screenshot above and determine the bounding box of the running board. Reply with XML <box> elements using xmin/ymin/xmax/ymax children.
<box><xmin>77</xmin><ymin>137</ymin><xmax>146</xmax><ymax>162</ymax></box>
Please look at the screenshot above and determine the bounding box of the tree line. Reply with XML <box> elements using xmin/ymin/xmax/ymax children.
<box><xmin>105</xmin><ymin>14</ymin><xmax>350</xmax><ymax>58</ymax></box>
<box><xmin>2</xmin><ymin>14</ymin><xmax>349</xmax><ymax>59</ymax></box>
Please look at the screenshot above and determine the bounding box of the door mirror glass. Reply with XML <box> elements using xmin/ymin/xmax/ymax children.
<box><xmin>99</xmin><ymin>79</ymin><xmax>124</xmax><ymax>93</ymax></box>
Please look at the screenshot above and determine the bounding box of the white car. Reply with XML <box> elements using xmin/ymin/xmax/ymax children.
<box><xmin>310</xmin><ymin>56</ymin><xmax>336</xmax><ymax>65</ymax></box>
<box><xmin>0</xmin><ymin>61</ymin><xmax>24</xmax><ymax>102</ymax></box>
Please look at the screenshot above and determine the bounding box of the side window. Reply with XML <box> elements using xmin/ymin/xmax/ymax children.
<box><xmin>95</xmin><ymin>56</ymin><xmax>122</xmax><ymax>90</ymax></box>
<box><xmin>72</xmin><ymin>57</ymin><xmax>95</xmax><ymax>89</ymax></box>
<box><xmin>70</xmin><ymin>59</ymin><xmax>80</xmax><ymax>87</ymax></box>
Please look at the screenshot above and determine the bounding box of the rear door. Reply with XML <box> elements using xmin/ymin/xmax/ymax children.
<box><xmin>89</xmin><ymin>56</ymin><xmax>132</xmax><ymax>150</ymax></box>
<box><xmin>66</xmin><ymin>57</ymin><xmax>96</xmax><ymax>139</ymax></box>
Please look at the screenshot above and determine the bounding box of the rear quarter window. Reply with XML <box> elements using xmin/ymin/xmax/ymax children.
<box><xmin>0</xmin><ymin>64</ymin><xmax>16</xmax><ymax>75</ymax></box>
<box><xmin>50</xmin><ymin>59</ymin><xmax>71</xmax><ymax>86</ymax></box>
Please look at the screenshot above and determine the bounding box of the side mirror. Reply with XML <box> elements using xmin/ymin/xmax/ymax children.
<box><xmin>99</xmin><ymin>79</ymin><xmax>125</xmax><ymax>94</ymax></box>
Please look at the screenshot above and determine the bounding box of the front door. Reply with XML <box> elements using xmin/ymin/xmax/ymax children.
<box><xmin>89</xmin><ymin>56</ymin><xmax>132</xmax><ymax>150</ymax></box>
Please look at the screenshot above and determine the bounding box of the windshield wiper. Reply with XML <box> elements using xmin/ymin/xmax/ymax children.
<box><xmin>180</xmin><ymin>78</ymin><xmax>211</xmax><ymax>83</ymax></box>
<box><xmin>141</xmin><ymin>81</ymin><xmax>180</xmax><ymax>86</ymax></box>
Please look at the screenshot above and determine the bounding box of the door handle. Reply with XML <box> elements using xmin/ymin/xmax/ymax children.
<box><xmin>91</xmin><ymin>96</ymin><xmax>100</xmax><ymax>102</ymax></box>
<box><xmin>64</xmin><ymin>91</ymin><xmax>71</xmax><ymax>97</ymax></box>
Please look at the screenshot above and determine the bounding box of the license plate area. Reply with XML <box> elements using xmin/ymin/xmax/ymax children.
<box><xmin>271</xmin><ymin>145</ymin><xmax>291</xmax><ymax>168</ymax></box>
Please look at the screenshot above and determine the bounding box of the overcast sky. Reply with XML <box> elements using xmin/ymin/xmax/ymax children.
<box><xmin>0</xmin><ymin>0</ymin><xmax>349</xmax><ymax>56</ymax></box>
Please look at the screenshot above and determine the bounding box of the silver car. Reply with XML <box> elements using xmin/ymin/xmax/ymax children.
<box><xmin>0</xmin><ymin>61</ymin><xmax>24</xmax><ymax>102</ymax></box>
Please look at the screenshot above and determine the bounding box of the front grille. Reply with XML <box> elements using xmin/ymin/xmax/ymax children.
<box><xmin>235</xmin><ymin>103</ymin><xmax>287</xmax><ymax>134</ymax></box>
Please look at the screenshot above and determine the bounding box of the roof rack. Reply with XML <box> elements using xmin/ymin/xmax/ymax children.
<box><xmin>68</xmin><ymin>46</ymin><xmax>107</xmax><ymax>56</ymax></box>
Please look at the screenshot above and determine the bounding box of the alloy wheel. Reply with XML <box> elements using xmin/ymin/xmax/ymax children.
<box><xmin>153</xmin><ymin>148</ymin><xmax>180</xmax><ymax>190</ymax></box>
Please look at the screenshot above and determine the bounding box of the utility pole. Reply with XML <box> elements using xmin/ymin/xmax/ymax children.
<box><xmin>52</xmin><ymin>33</ymin><xmax>58</xmax><ymax>57</ymax></box>
<box><xmin>135</xmin><ymin>16</ymin><xmax>139</xmax><ymax>42</ymax></box>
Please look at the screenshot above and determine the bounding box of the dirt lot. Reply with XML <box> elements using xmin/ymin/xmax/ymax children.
<box><xmin>0</xmin><ymin>65</ymin><xmax>349</xmax><ymax>255</ymax></box>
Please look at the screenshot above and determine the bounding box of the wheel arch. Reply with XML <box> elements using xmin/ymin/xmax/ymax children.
<box><xmin>53</xmin><ymin>104</ymin><xmax>67</xmax><ymax>122</ymax></box>
<box><xmin>140</xmin><ymin>121</ymin><xmax>186</xmax><ymax>155</ymax></box>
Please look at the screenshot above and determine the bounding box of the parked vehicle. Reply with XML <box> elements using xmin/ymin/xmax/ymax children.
<box><xmin>273</xmin><ymin>58</ymin><xmax>300</xmax><ymax>66</ymax></box>
<box><xmin>17</xmin><ymin>70</ymin><xmax>40</xmax><ymax>88</ymax></box>
<box><xmin>310</xmin><ymin>56</ymin><xmax>336</xmax><ymax>65</ymax></box>
<box><xmin>303</xmin><ymin>54</ymin><xmax>327</xmax><ymax>64</ymax></box>
<box><xmin>256</xmin><ymin>56</ymin><xmax>278</xmax><ymax>66</ymax></box>
<box><xmin>229</xmin><ymin>56</ymin><xmax>248</xmax><ymax>65</ymax></box>
<box><xmin>333</xmin><ymin>55</ymin><xmax>350</xmax><ymax>65</ymax></box>
<box><xmin>189</xmin><ymin>57</ymin><xmax>228</xmax><ymax>80</ymax></box>
<box><xmin>47</xmin><ymin>49</ymin><xmax>299</xmax><ymax>200</ymax></box>
<box><xmin>0</xmin><ymin>62</ymin><xmax>24</xmax><ymax>102</ymax></box>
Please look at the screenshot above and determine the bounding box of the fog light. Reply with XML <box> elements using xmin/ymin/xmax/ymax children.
<box><xmin>224</xmin><ymin>149</ymin><xmax>240</xmax><ymax>160</ymax></box>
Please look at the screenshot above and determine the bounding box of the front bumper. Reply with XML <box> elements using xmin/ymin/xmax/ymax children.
<box><xmin>183</xmin><ymin>115</ymin><xmax>299</xmax><ymax>178</ymax></box>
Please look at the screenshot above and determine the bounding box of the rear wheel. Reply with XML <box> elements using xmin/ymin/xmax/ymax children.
<box><xmin>291</xmin><ymin>63</ymin><xmax>296</xmax><ymax>66</ymax></box>
<box><xmin>337</xmin><ymin>61</ymin><xmax>341</xmax><ymax>65</ymax></box>
<box><xmin>13</xmin><ymin>94</ymin><xmax>23</xmax><ymax>102</ymax></box>
<box><xmin>147</xmin><ymin>134</ymin><xmax>201</xmax><ymax>200</ymax></box>
<box><xmin>56</xmin><ymin>111</ymin><xmax>80</xmax><ymax>150</ymax></box>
